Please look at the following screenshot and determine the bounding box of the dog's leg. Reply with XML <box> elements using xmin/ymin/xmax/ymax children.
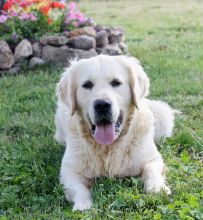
<box><xmin>142</xmin><ymin>156</ymin><xmax>171</xmax><ymax>195</ymax></box>
<box><xmin>54</xmin><ymin>106</ymin><xmax>66</xmax><ymax>144</ymax></box>
<box><xmin>60</xmin><ymin>162</ymin><xmax>92</xmax><ymax>211</ymax></box>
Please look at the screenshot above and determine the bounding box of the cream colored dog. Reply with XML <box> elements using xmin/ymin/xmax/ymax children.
<box><xmin>55</xmin><ymin>55</ymin><xmax>176</xmax><ymax>211</ymax></box>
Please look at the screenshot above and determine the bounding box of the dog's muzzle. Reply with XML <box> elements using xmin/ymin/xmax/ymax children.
<box><xmin>94</xmin><ymin>99</ymin><xmax>113</xmax><ymax>125</ymax></box>
<box><xmin>89</xmin><ymin>99</ymin><xmax>123</xmax><ymax>145</ymax></box>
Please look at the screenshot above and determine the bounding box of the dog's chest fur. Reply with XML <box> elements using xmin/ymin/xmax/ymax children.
<box><xmin>71</xmin><ymin>105</ymin><xmax>157</xmax><ymax>179</ymax></box>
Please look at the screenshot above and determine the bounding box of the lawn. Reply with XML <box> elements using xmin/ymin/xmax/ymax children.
<box><xmin>0</xmin><ymin>0</ymin><xmax>203</xmax><ymax>219</ymax></box>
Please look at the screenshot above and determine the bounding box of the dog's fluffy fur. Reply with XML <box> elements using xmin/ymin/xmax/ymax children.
<box><xmin>55</xmin><ymin>55</ymin><xmax>176</xmax><ymax>211</ymax></box>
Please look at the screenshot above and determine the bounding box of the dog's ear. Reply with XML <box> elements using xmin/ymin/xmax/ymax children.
<box><xmin>128</xmin><ymin>57</ymin><xmax>150</xmax><ymax>109</ymax></box>
<box><xmin>57</xmin><ymin>68</ymin><xmax>76</xmax><ymax>116</ymax></box>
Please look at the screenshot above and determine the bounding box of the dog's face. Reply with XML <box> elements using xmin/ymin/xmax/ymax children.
<box><xmin>57</xmin><ymin>55</ymin><xmax>149</xmax><ymax>145</ymax></box>
<box><xmin>76</xmin><ymin>56</ymin><xmax>132</xmax><ymax>145</ymax></box>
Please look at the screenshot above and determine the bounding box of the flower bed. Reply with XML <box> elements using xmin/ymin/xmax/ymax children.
<box><xmin>0</xmin><ymin>1</ymin><xmax>128</xmax><ymax>75</ymax></box>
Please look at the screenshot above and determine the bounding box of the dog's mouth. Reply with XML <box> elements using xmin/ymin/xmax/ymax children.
<box><xmin>89</xmin><ymin>112</ymin><xmax>123</xmax><ymax>145</ymax></box>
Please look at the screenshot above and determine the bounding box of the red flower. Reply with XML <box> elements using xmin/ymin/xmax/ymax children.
<box><xmin>3</xmin><ymin>2</ymin><xmax>12</xmax><ymax>11</ymax></box>
<box><xmin>51</xmin><ymin>2</ymin><xmax>65</xmax><ymax>9</ymax></box>
<box><xmin>40</xmin><ymin>5</ymin><xmax>51</xmax><ymax>16</ymax></box>
<box><xmin>48</xmin><ymin>18</ymin><xmax>53</xmax><ymax>24</ymax></box>
<box><xmin>20</xmin><ymin>2</ymin><xmax>29</xmax><ymax>8</ymax></box>
<box><xmin>33</xmin><ymin>0</ymin><xmax>41</xmax><ymax>3</ymax></box>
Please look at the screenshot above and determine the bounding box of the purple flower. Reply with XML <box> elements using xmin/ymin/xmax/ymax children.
<box><xmin>19</xmin><ymin>13</ymin><xmax>37</xmax><ymax>21</ymax></box>
<box><xmin>0</xmin><ymin>14</ymin><xmax>8</xmax><ymax>23</ymax></box>
<box><xmin>30</xmin><ymin>13</ymin><xmax>37</xmax><ymax>21</ymax></box>
<box><xmin>12</xmin><ymin>32</ymin><xmax>19</xmax><ymax>41</ymax></box>
<box><xmin>19</xmin><ymin>13</ymin><xmax>30</xmax><ymax>20</ymax></box>
<box><xmin>11</xmin><ymin>12</ymin><xmax>18</xmax><ymax>17</ymax></box>
<box><xmin>66</xmin><ymin>12</ymin><xmax>75</xmax><ymax>21</ymax></box>
<box><xmin>75</xmin><ymin>12</ymin><xmax>85</xmax><ymax>22</ymax></box>
<box><xmin>69</xmin><ymin>2</ymin><xmax>76</xmax><ymax>11</ymax></box>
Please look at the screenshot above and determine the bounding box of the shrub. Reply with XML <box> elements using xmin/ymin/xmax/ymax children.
<box><xmin>0</xmin><ymin>0</ymin><xmax>93</xmax><ymax>45</ymax></box>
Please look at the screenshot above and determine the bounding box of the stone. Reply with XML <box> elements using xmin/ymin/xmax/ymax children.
<box><xmin>100</xmin><ymin>44</ymin><xmax>123</xmax><ymax>55</ymax></box>
<box><xmin>42</xmin><ymin>45</ymin><xmax>97</xmax><ymax>65</ymax></box>
<box><xmin>68</xmin><ymin>29</ymin><xmax>82</xmax><ymax>38</ymax></box>
<box><xmin>63</xmin><ymin>31</ymin><xmax>69</xmax><ymax>38</ymax></box>
<box><xmin>118</xmin><ymin>42</ymin><xmax>128</xmax><ymax>54</ymax></box>
<box><xmin>96</xmin><ymin>47</ymin><xmax>102</xmax><ymax>54</ymax></box>
<box><xmin>68</xmin><ymin>35</ymin><xmax>96</xmax><ymax>50</ymax></box>
<box><xmin>14</xmin><ymin>39</ymin><xmax>33</xmax><ymax>62</ymax></box>
<box><xmin>69</xmin><ymin>26</ymin><xmax>96</xmax><ymax>38</ymax></box>
<box><xmin>8</xmin><ymin>66</ymin><xmax>21</xmax><ymax>75</ymax></box>
<box><xmin>0</xmin><ymin>65</ymin><xmax>21</xmax><ymax>76</ymax></box>
<box><xmin>0</xmin><ymin>41</ymin><xmax>15</xmax><ymax>70</ymax></box>
<box><xmin>75</xmin><ymin>48</ymin><xmax>97</xmax><ymax>60</ymax></box>
<box><xmin>32</xmin><ymin>42</ymin><xmax>42</xmax><ymax>58</ymax></box>
<box><xmin>108</xmin><ymin>29</ymin><xmax>124</xmax><ymax>44</ymax></box>
<box><xmin>82</xmin><ymin>26</ymin><xmax>97</xmax><ymax>38</ymax></box>
<box><xmin>40</xmin><ymin>35</ymin><xmax>69</xmax><ymax>46</ymax></box>
<box><xmin>96</xmin><ymin>30</ymin><xmax>109</xmax><ymax>47</ymax></box>
<box><xmin>29</xmin><ymin>57</ymin><xmax>46</xmax><ymax>68</ymax></box>
<box><xmin>15</xmin><ymin>59</ymin><xmax>29</xmax><ymax>69</ymax></box>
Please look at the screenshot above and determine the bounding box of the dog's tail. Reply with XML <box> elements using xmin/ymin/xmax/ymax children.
<box><xmin>146</xmin><ymin>99</ymin><xmax>180</xmax><ymax>143</ymax></box>
<box><xmin>173</xmin><ymin>109</ymin><xmax>182</xmax><ymax>115</ymax></box>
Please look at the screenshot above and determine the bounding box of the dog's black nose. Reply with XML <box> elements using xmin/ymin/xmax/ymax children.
<box><xmin>94</xmin><ymin>99</ymin><xmax>112</xmax><ymax>113</ymax></box>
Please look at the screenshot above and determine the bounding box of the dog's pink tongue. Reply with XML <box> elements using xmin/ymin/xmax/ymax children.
<box><xmin>94</xmin><ymin>123</ymin><xmax>115</xmax><ymax>145</ymax></box>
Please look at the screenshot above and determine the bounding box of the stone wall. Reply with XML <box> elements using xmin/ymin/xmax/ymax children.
<box><xmin>0</xmin><ymin>26</ymin><xmax>128</xmax><ymax>75</ymax></box>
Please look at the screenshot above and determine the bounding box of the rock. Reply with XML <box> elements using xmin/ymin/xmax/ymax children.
<box><xmin>108</xmin><ymin>29</ymin><xmax>124</xmax><ymax>44</ymax></box>
<box><xmin>15</xmin><ymin>59</ymin><xmax>29</xmax><ymax>69</ymax></box>
<box><xmin>14</xmin><ymin>39</ymin><xmax>33</xmax><ymax>62</ymax></box>
<box><xmin>94</xmin><ymin>25</ymin><xmax>109</xmax><ymax>33</ymax></box>
<box><xmin>69</xmin><ymin>26</ymin><xmax>96</xmax><ymax>38</ymax></box>
<box><xmin>0</xmin><ymin>65</ymin><xmax>21</xmax><ymax>76</ymax></box>
<box><xmin>68</xmin><ymin>35</ymin><xmax>96</xmax><ymax>50</ymax></box>
<box><xmin>96</xmin><ymin>30</ymin><xmax>109</xmax><ymax>47</ymax></box>
<box><xmin>8</xmin><ymin>66</ymin><xmax>21</xmax><ymax>75</ymax></box>
<box><xmin>118</xmin><ymin>42</ymin><xmax>128</xmax><ymax>54</ymax></box>
<box><xmin>32</xmin><ymin>42</ymin><xmax>42</xmax><ymax>58</ymax></box>
<box><xmin>96</xmin><ymin>47</ymin><xmax>102</xmax><ymax>54</ymax></box>
<box><xmin>42</xmin><ymin>45</ymin><xmax>62</xmax><ymax>64</ymax></box>
<box><xmin>82</xmin><ymin>26</ymin><xmax>97</xmax><ymax>37</ymax></box>
<box><xmin>40</xmin><ymin>35</ymin><xmax>69</xmax><ymax>46</ymax></box>
<box><xmin>100</xmin><ymin>44</ymin><xmax>123</xmax><ymax>55</ymax></box>
<box><xmin>0</xmin><ymin>41</ymin><xmax>15</xmax><ymax>70</ymax></box>
<box><xmin>75</xmin><ymin>48</ymin><xmax>97</xmax><ymax>60</ymax></box>
<box><xmin>42</xmin><ymin>45</ymin><xmax>97</xmax><ymax>65</ymax></box>
<box><xmin>68</xmin><ymin>29</ymin><xmax>81</xmax><ymax>38</ymax></box>
<box><xmin>63</xmin><ymin>31</ymin><xmax>69</xmax><ymax>38</ymax></box>
<box><xmin>29</xmin><ymin>57</ymin><xmax>46</xmax><ymax>68</ymax></box>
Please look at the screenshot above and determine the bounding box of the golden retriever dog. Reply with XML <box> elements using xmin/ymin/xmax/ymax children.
<box><xmin>55</xmin><ymin>55</ymin><xmax>176</xmax><ymax>211</ymax></box>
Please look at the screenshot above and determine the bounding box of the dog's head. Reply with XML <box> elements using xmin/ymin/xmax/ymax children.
<box><xmin>57</xmin><ymin>55</ymin><xmax>149</xmax><ymax>145</ymax></box>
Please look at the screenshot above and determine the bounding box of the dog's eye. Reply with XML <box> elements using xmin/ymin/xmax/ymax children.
<box><xmin>110</xmin><ymin>79</ymin><xmax>122</xmax><ymax>87</ymax></box>
<box><xmin>82</xmin><ymin>80</ymin><xmax>94</xmax><ymax>89</ymax></box>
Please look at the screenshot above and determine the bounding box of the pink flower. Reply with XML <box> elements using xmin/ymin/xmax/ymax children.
<box><xmin>72</xmin><ymin>20</ymin><xmax>79</xmax><ymax>27</ymax></box>
<box><xmin>20</xmin><ymin>2</ymin><xmax>28</xmax><ymax>8</ymax></box>
<box><xmin>19</xmin><ymin>13</ymin><xmax>30</xmax><ymax>20</ymax></box>
<box><xmin>30</xmin><ymin>13</ymin><xmax>37</xmax><ymax>21</ymax></box>
<box><xmin>64</xmin><ymin>2</ymin><xmax>88</xmax><ymax>28</ymax></box>
<box><xmin>19</xmin><ymin>13</ymin><xmax>37</xmax><ymax>21</ymax></box>
<box><xmin>11</xmin><ymin>12</ymin><xmax>18</xmax><ymax>17</ymax></box>
<box><xmin>0</xmin><ymin>14</ymin><xmax>8</xmax><ymax>23</ymax></box>
<box><xmin>69</xmin><ymin>2</ymin><xmax>76</xmax><ymax>11</ymax></box>
<box><xmin>67</xmin><ymin>12</ymin><xmax>76</xmax><ymax>21</ymax></box>
<box><xmin>75</xmin><ymin>13</ymin><xmax>85</xmax><ymax>22</ymax></box>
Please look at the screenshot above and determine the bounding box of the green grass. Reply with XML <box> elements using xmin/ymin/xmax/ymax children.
<box><xmin>0</xmin><ymin>0</ymin><xmax>203</xmax><ymax>219</ymax></box>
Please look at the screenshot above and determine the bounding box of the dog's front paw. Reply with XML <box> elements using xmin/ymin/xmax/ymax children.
<box><xmin>73</xmin><ymin>198</ymin><xmax>92</xmax><ymax>211</ymax></box>
<box><xmin>145</xmin><ymin>183</ymin><xmax>171</xmax><ymax>195</ymax></box>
